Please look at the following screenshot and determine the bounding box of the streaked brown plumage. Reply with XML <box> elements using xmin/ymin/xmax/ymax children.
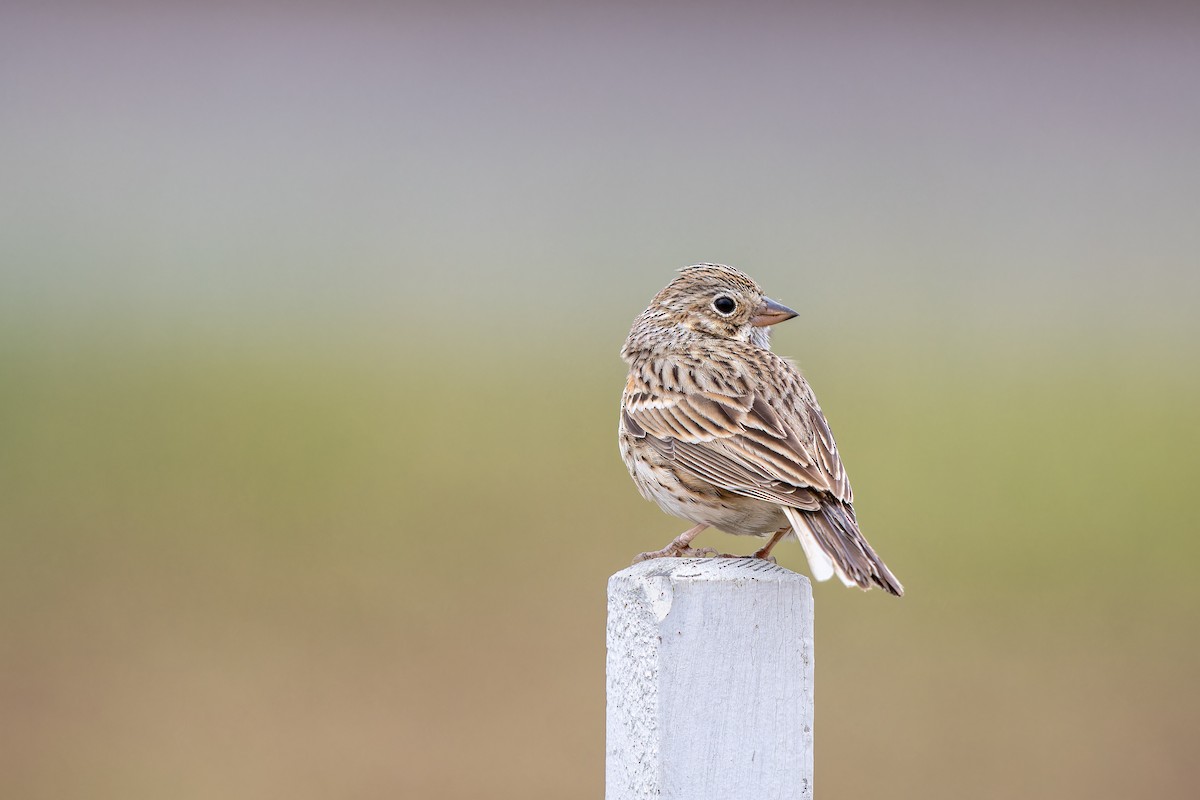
<box><xmin>618</xmin><ymin>264</ymin><xmax>903</xmax><ymax>595</ymax></box>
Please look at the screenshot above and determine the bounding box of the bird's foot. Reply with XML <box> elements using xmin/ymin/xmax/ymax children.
<box><xmin>632</xmin><ymin>544</ymin><xmax>719</xmax><ymax>564</ymax></box>
<box><xmin>714</xmin><ymin>550</ymin><xmax>778</xmax><ymax>564</ymax></box>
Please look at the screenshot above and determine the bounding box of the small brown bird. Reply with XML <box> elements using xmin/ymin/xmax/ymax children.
<box><xmin>619</xmin><ymin>264</ymin><xmax>903</xmax><ymax>595</ymax></box>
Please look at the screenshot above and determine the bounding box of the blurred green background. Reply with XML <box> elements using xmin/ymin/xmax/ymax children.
<box><xmin>2</xmin><ymin>3</ymin><xmax>1199</xmax><ymax>798</ymax></box>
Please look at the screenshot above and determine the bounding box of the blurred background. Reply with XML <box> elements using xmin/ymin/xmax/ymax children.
<box><xmin>2</xmin><ymin>2</ymin><xmax>1198</xmax><ymax>798</ymax></box>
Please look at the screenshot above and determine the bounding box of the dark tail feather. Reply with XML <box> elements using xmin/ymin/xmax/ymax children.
<box><xmin>802</xmin><ymin>501</ymin><xmax>904</xmax><ymax>596</ymax></box>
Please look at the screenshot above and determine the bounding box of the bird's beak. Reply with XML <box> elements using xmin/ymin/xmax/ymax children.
<box><xmin>750</xmin><ymin>297</ymin><xmax>798</xmax><ymax>327</ymax></box>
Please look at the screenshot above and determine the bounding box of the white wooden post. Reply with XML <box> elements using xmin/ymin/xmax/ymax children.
<box><xmin>606</xmin><ymin>558</ymin><xmax>814</xmax><ymax>800</ymax></box>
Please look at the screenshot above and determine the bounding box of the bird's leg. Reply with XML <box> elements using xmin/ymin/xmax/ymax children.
<box><xmin>751</xmin><ymin>527</ymin><xmax>790</xmax><ymax>562</ymax></box>
<box><xmin>717</xmin><ymin>526</ymin><xmax>789</xmax><ymax>562</ymax></box>
<box><xmin>632</xmin><ymin>523</ymin><xmax>717</xmax><ymax>564</ymax></box>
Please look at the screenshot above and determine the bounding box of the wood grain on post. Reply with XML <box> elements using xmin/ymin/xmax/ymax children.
<box><xmin>606</xmin><ymin>558</ymin><xmax>814</xmax><ymax>800</ymax></box>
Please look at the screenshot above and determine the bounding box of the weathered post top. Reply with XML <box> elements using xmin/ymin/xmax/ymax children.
<box><xmin>606</xmin><ymin>558</ymin><xmax>815</xmax><ymax>800</ymax></box>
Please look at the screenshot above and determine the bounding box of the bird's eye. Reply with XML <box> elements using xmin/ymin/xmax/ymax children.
<box><xmin>712</xmin><ymin>296</ymin><xmax>737</xmax><ymax>315</ymax></box>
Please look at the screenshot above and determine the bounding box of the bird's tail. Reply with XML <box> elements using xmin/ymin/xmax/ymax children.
<box><xmin>782</xmin><ymin>503</ymin><xmax>904</xmax><ymax>596</ymax></box>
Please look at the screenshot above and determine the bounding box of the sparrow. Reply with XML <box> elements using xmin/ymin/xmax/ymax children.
<box><xmin>618</xmin><ymin>264</ymin><xmax>903</xmax><ymax>595</ymax></box>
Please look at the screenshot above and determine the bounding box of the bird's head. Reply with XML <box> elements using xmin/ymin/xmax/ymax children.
<box><xmin>648</xmin><ymin>264</ymin><xmax>797</xmax><ymax>345</ymax></box>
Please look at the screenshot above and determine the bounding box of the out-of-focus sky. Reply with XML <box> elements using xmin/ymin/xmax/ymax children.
<box><xmin>3</xmin><ymin>1</ymin><xmax>1198</xmax><ymax>339</ymax></box>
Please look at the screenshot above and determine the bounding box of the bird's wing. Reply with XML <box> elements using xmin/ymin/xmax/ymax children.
<box><xmin>622</xmin><ymin>353</ymin><xmax>902</xmax><ymax>595</ymax></box>
<box><xmin>622</xmin><ymin>368</ymin><xmax>852</xmax><ymax>507</ymax></box>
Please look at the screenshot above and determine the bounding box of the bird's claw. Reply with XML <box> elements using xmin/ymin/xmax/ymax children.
<box><xmin>714</xmin><ymin>551</ymin><xmax>778</xmax><ymax>563</ymax></box>
<box><xmin>631</xmin><ymin>544</ymin><xmax>778</xmax><ymax>564</ymax></box>
<box><xmin>632</xmin><ymin>544</ymin><xmax>719</xmax><ymax>564</ymax></box>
